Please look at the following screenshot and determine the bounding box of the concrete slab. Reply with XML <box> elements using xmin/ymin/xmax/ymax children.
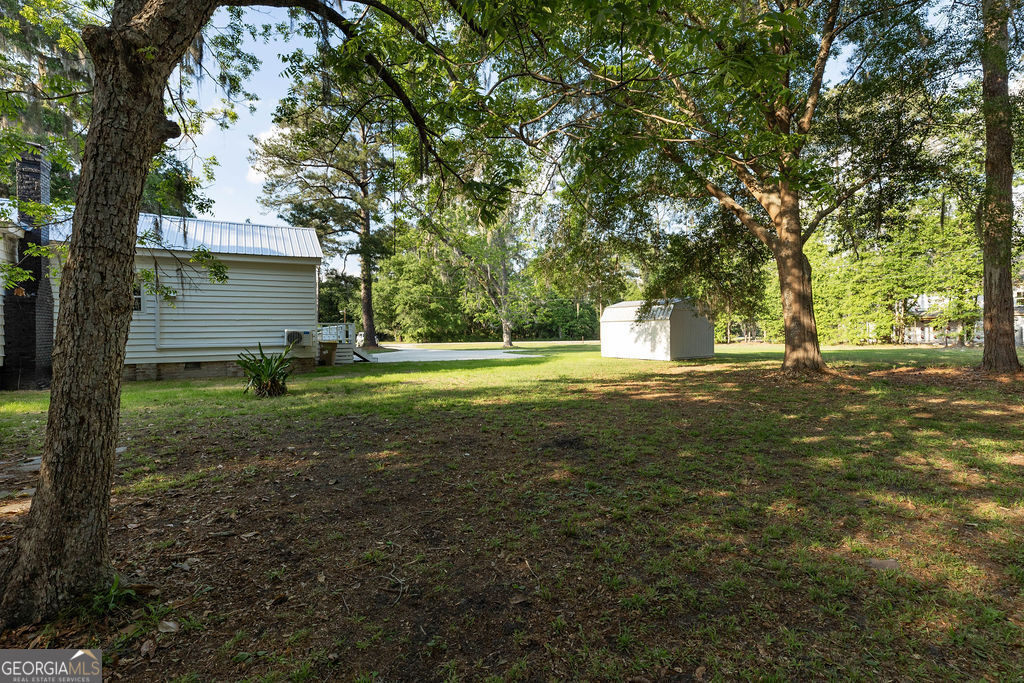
<box><xmin>372</xmin><ymin>348</ymin><xmax>540</xmax><ymax>363</ymax></box>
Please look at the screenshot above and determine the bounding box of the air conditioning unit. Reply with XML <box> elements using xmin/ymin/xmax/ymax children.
<box><xmin>284</xmin><ymin>329</ymin><xmax>312</xmax><ymax>347</ymax></box>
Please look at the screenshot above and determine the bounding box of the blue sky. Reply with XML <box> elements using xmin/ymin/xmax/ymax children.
<box><xmin>184</xmin><ymin>8</ymin><xmax>310</xmax><ymax>225</ymax></box>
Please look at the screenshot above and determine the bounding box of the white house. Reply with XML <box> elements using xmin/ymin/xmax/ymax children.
<box><xmin>901</xmin><ymin>292</ymin><xmax>1024</xmax><ymax>346</ymax></box>
<box><xmin>3</xmin><ymin>150</ymin><xmax>336</xmax><ymax>389</ymax></box>
<box><xmin>47</xmin><ymin>212</ymin><xmax>324</xmax><ymax>381</ymax></box>
<box><xmin>600</xmin><ymin>299</ymin><xmax>714</xmax><ymax>361</ymax></box>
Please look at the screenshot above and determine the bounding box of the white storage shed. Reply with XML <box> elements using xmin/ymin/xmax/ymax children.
<box><xmin>600</xmin><ymin>299</ymin><xmax>714</xmax><ymax>361</ymax></box>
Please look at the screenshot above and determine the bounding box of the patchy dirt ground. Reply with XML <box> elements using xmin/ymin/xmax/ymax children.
<box><xmin>1</xmin><ymin>347</ymin><xmax>1023</xmax><ymax>680</ymax></box>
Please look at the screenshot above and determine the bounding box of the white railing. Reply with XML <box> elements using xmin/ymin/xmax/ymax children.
<box><xmin>318</xmin><ymin>323</ymin><xmax>356</xmax><ymax>345</ymax></box>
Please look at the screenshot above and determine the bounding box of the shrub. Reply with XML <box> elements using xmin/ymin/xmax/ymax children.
<box><xmin>236</xmin><ymin>343</ymin><xmax>294</xmax><ymax>397</ymax></box>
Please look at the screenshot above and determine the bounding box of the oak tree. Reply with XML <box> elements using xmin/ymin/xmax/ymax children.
<box><xmin>0</xmin><ymin>0</ymin><xmax>506</xmax><ymax>627</ymax></box>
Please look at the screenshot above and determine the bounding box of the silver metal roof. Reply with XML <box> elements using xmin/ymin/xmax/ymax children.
<box><xmin>601</xmin><ymin>299</ymin><xmax>688</xmax><ymax>322</ymax></box>
<box><xmin>48</xmin><ymin>211</ymin><xmax>323</xmax><ymax>260</ymax></box>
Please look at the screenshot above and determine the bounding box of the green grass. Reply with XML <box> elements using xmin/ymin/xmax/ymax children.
<box><xmin>1</xmin><ymin>342</ymin><xmax>1022</xmax><ymax>680</ymax></box>
<box><xmin>0</xmin><ymin>343</ymin><xmax>990</xmax><ymax>423</ymax></box>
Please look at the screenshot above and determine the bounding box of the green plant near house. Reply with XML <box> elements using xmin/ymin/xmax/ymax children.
<box><xmin>235</xmin><ymin>343</ymin><xmax>295</xmax><ymax>397</ymax></box>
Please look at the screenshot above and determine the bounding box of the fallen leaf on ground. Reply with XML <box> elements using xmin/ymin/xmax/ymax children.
<box><xmin>157</xmin><ymin>620</ymin><xmax>179</xmax><ymax>633</ymax></box>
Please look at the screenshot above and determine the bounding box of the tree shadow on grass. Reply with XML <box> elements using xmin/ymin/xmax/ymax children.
<box><xmin>273</xmin><ymin>363</ymin><xmax>1024</xmax><ymax>678</ymax></box>
<box><xmin>305</xmin><ymin>355</ymin><xmax>552</xmax><ymax>379</ymax></box>
<box><xmin>1</xmin><ymin>360</ymin><xmax>1022</xmax><ymax>680</ymax></box>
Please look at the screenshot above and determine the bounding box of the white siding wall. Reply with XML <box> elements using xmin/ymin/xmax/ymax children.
<box><xmin>600</xmin><ymin>319</ymin><xmax>673</xmax><ymax>360</ymax></box>
<box><xmin>0</xmin><ymin>237</ymin><xmax>17</xmax><ymax>367</ymax></box>
<box><xmin>53</xmin><ymin>252</ymin><xmax>319</xmax><ymax>364</ymax></box>
<box><xmin>600</xmin><ymin>301</ymin><xmax>714</xmax><ymax>361</ymax></box>
<box><xmin>669</xmin><ymin>306</ymin><xmax>715</xmax><ymax>359</ymax></box>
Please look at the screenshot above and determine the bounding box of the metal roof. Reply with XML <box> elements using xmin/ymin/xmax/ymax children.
<box><xmin>47</xmin><ymin>211</ymin><xmax>323</xmax><ymax>260</ymax></box>
<box><xmin>601</xmin><ymin>299</ymin><xmax>688</xmax><ymax>323</ymax></box>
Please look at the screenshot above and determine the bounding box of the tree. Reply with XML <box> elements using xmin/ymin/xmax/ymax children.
<box><xmin>317</xmin><ymin>268</ymin><xmax>361</xmax><ymax>324</ymax></box>
<box><xmin>803</xmin><ymin>194</ymin><xmax>982</xmax><ymax>346</ymax></box>
<box><xmin>139</xmin><ymin>153</ymin><xmax>213</xmax><ymax>217</ymax></box>
<box><xmin>0</xmin><ymin>0</ymin><xmax>505</xmax><ymax>627</ymax></box>
<box><xmin>979</xmin><ymin>0</ymin><xmax>1021</xmax><ymax>372</ymax></box>
<box><xmin>417</xmin><ymin>188</ymin><xmax>536</xmax><ymax>347</ymax></box>
<box><xmin>642</xmin><ymin>207</ymin><xmax>771</xmax><ymax>344</ymax></box>
<box><xmin>512</xmin><ymin>0</ymin><xmax>938</xmax><ymax>371</ymax></box>
<box><xmin>524</xmin><ymin>293</ymin><xmax>601</xmax><ymax>340</ymax></box>
<box><xmin>0</xmin><ymin>0</ymin><xmax>91</xmax><ymax>202</ymax></box>
<box><xmin>251</xmin><ymin>80</ymin><xmax>402</xmax><ymax>347</ymax></box>
<box><xmin>374</xmin><ymin>234</ymin><xmax>472</xmax><ymax>342</ymax></box>
<box><xmin>534</xmin><ymin>182</ymin><xmax>636</xmax><ymax>317</ymax></box>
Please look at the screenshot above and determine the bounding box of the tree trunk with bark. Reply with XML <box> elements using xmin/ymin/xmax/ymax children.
<box><xmin>980</xmin><ymin>0</ymin><xmax>1021</xmax><ymax>373</ymax></box>
<box><xmin>0</xmin><ymin>2</ymin><xmax>215</xmax><ymax>628</ymax></box>
<box><xmin>670</xmin><ymin>151</ymin><xmax>828</xmax><ymax>372</ymax></box>
<box><xmin>772</xmin><ymin>207</ymin><xmax>824</xmax><ymax>373</ymax></box>
<box><xmin>359</xmin><ymin>210</ymin><xmax>378</xmax><ymax>347</ymax></box>
<box><xmin>497</xmin><ymin>227</ymin><xmax>513</xmax><ymax>348</ymax></box>
<box><xmin>0</xmin><ymin>0</ymin><xmax>441</xmax><ymax>628</ymax></box>
<box><xmin>360</xmin><ymin>263</ymin><xmax>377</xmax><ymax>347</ymax></box>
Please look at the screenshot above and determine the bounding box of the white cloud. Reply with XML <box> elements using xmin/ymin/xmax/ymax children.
<box><xmin>246</xmin><ymin>165</ymin><xmax>266</xmax><ymax>185</ymax></box>
<box><xmin>244</xmin><ymin>125</ymin><xmax>286</xmax><ymax>184</ymax></box>
<box><xmin>254</xmin><ymin>125</ymin><xmax>285</xmax><ymax>143</ymax></box>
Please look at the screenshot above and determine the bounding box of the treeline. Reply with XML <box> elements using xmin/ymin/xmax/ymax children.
<box><xmin>320</xmin><ymin>262</ymin><xmax>604</xmax><ymax>344</ymax></box>
<box><xmin>746</xmin><ymin>196</ymin><xmax>992</xmax><ymax>346</ymax></box>
<box><xmin>317</xmin><ymin>189</ymin><xmax>1000</xmax><ymax>348</ymax></box>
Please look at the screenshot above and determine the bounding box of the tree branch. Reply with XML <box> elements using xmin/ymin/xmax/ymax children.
<box><xmin>802</xmin><ymin>175</ymin><xmax>874</xmax><ymax>242</ymax></box>
<box><xmin>797</xmin><ymin>0</ymin><xmax>841</xmax><ymax>136</ymax></box>
<box><xmin>661</xmin><ymin>146</ymin><xmax>778</xmax><ymax>251</ymax></box>
<box><xmin>230</xmin><ymin>0</ymin><xmax>461</xmax><ymax>179</ymax></box>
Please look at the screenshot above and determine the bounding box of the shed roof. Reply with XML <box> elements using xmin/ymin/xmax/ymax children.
<box><xmin>46</xmin><ymin>210</ymin><xmax>324</xmax><ymax>260</ymax></box>
<box><xmin>601</xmin><ymin>299</ymin><xmax>685</xmax><ymax>323</ymax></box>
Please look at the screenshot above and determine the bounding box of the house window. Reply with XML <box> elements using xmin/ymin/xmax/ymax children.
<box><xmin>132</xmin><ymin>284</ymin><xmax>143</xmax><ymax>312</ymax></box>
<box><xmin>1015</xmin><ymin>290</ymin><xmax>1024</xmax><ymax>307</ymax></box>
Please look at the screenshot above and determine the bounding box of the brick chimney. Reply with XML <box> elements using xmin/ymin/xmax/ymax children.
<box><xmin>1</xmin><ymin>145</ymin><xmax>54</xmax><ymax>389</ymax></box>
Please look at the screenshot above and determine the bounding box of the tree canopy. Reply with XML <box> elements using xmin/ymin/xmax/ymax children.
<box><xmin>3</xmin><ymin>0</ymin><xmax>1024</xmax><ymax>628</ymax></box>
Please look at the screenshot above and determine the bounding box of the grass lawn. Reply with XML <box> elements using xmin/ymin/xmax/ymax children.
<box><xmin>1</xmin><ymin>343</ymin><xmax>1022</xmax><ymax>680</ymax></box>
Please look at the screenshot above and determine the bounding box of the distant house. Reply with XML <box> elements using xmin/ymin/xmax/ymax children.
<box><xmin>902</xmin><ymin>292</ymin><xmax>1024</xmax><ymax>346</ymax></box>
<box><xmin>600</xmin><ymin>299</ymin><xmax>714</xmax><ymax>361</ymax></box>
<box><xmin>1</xmin><ymin>152</ymin><xmax>324</xmax><ymax>389</ymax></box>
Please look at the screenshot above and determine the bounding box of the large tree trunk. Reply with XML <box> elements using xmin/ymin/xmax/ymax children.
<box><xmin>773</xmin><ymin>208</ymin><xmax>825</xmax><ymax>373</ymax></box>
<box><xmin>980</xmin><ymin>0</ymin><xmax>1021</xmax><ymax>373</ymax></box>
<box><xmin>501</xmin><ymin>319</ymin><xmax>513</xmax><ymax>348</ymax></box>
<box><xmin>0</xmin><ymin>7</ymin><xmax>208</xmax><ymax>628</ymax></box>
<box><xmin>359</xmin><ymin>213</ymin><xmax>378</xmax><ymax>347</ymax></box>
<box><xmin>360</xmin><ymin>266</ymin><xmax>377</xmax><ymax>347</ymax></box>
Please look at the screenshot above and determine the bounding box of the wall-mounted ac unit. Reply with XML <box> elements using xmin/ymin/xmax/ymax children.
<box><xmin>284</xmin><ymin>329</ymin><xmax>312</xmax><ymax>347</ymax></box>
